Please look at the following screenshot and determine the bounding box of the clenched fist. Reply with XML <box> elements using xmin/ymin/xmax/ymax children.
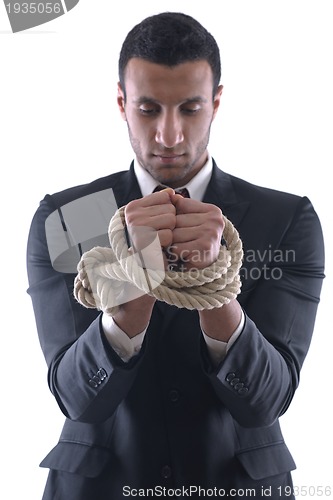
<box><xmin>169</xmin><ymin>193</ymin><xmax>224</xmax><ymax>270</ymax></box>
<box><xmin>125</xmin><ymin>188</ymin><xmax>176</xmax><ymax>251</ymax></box>
<box><xmin>124</xmin><ymin>189</ymin><xmax>224</xmax><ymax>271</ymax></box>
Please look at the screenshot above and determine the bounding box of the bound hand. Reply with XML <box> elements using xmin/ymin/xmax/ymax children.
<box><xmin>168</xmin><ymin>193</ymin><xmax>224</xmax><ymax>271</ymax></box>
<box><xmin>124</xmin><ymin>188</ymin><xmax>176</xmax><ymax>270</ymax></box>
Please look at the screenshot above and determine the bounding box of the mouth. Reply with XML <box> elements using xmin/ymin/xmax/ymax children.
<box><xmin>153</xmin><ymin>154</ymin><xmax>184</xmax><ymax>164</ymax></box>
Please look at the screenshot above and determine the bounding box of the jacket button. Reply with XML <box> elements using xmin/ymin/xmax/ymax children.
<box><xmin>92</xmin><ymin>375</ymin><xmax>101</xmax><ymax>385</ymax></box>
<box><xmin>88</xmin><ymin>379</ymin><xmax>98</xmax><ymax>388</ymax></box>
<box><xmin>230</xmin><ymin>377</ymin><xmax>240</xmax><ymax>387</ymax></box>
<box><xmin>161</xmin><ymin>465</ymin><xmax>172</xmax><ymax>479</ymax></box>
<box><xmin>234</xmin><ymin>382</ymin><xmax>244</xmax><ymax>391</ymax></box>
<box><xmin>226</xmin><ymin>372</ymin><xmax>236</xmax><ymax>382</ymax></box>
<box><xmin>238</xmin><ymin>387</ymin><xmax>249</xmax><ymax>395</ymax></box>
<box><xmin>97</xmin><ymin>368</ymin><xmax>107</xmax><ymax>380</ymax></box>
<box><xmin>169</xmin><ymin>389</ymin><xmax>180</xmax><ymax>403</ymax></box>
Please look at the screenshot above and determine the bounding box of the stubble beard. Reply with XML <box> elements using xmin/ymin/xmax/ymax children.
<box><xmin>127</xmin><ymin>126</ymin><xmax>211</xmax><ymax>186</ymax></box>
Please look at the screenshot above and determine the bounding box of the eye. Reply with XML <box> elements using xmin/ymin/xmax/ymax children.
<box><xmin>181</xmin><ymin>105</ymin><xmax>201</xmax><ymax>115</ymax></box>
<box><xmin>139</xmin><ymin>105</ymin><xmax>160</xmax><ymax>115</ymax></box>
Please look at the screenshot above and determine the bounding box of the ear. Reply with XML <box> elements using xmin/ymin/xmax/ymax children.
<box><xmin>117</xmin><ymin>82</ymin><xmax>126</xmax><ymax>121</ymax></box>
<box><xmin>212</xmin><ymin>84</ymin><xmax>223</xmax><ymax>120</ymax></box>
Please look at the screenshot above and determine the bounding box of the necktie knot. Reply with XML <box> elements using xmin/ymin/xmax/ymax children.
<box><xmin>175</xmin><ymin>188</ymin><xmax>190</xmax><ymax>198</ymax></box>
<box><xmin>153</xmin><ymin>185</ymin><xmax>190</xmax><ymax>198</ymax></box>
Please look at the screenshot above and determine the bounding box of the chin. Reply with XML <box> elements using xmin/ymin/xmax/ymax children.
<box><xmin>158</xmin><ymin>174</ymin><xmax>186</xmax><ymax>187</ymax></box>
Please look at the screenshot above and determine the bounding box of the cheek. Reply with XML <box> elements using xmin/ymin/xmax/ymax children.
<box><xmin>184</xmin><ymin>117</ymin><xmax>211</xmax><ymax>142</ymax></box>
<box><xmin>128</xmin><ymin>122</ymin><xmax>156</xmax><ymax>153</ymax></box>
<box><xmin>133</xmin><ymin>124</ymin><xmax>153</xmax><ymax>144</ymax></box>
<box><xmin>128</xmin><ymin>114</ymin><xmax>155</xmax><ymax>139</ymax></box>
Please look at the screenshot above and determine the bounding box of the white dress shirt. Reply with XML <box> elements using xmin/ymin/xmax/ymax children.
<box><xmin>102</xmin><ymin>154</ymin><xmax>244</xmax><ymax>366</ymax></box>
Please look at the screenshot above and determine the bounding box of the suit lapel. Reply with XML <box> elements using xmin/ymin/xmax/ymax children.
<box><xmin>111</xmin><ymin>162</ymin><xmax>143</xmax><ymax>209</ymax></box>
<box><xmin>203</xmin><ymin>161</ymin><xmax>250</xmax><ymax>230</ymax></box>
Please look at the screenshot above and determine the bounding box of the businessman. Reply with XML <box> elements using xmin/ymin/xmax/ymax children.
<box><xmin>27</xmin><ymin>12</ymin><xmax>325</xmax><ymax>500</ymax></box>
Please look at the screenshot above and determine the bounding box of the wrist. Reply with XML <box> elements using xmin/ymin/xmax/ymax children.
<box><xmin>112</xmin><ymin>294</ymin><xmax>156</xmax><ymax>338</ymax></box>
<box><xmin>199</xmin><ymin>300</ymin><xmax>242</xmax><ymax>342</ymax></box>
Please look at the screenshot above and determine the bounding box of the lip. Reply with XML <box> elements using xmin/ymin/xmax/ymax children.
<box><xmin>154</xmin><ymin>154</ymin><xmax>184</xmax><ymax>164</ymax></box>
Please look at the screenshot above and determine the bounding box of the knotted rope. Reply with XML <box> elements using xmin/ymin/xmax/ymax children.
<box><xmin>74</xmin><ymin>206</ymin><xmax>243</xmax><ymax>313</ymax></box>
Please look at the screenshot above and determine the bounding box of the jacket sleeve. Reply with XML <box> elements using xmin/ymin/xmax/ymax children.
<box><xmin>26</xmin><ymin>196</ymin><xmax>145</xmax><ymax>424</ymax></box>
<box><xmin>208</xmin><ymin>196</ymin><xmax>325</xmax><ymax>428</ymax></box>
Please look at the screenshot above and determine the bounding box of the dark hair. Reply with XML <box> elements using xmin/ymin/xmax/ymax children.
<box><xmin>118</xmin><ymin>12</ymin><xmax>221</xmax><ymax>99</ymax></box>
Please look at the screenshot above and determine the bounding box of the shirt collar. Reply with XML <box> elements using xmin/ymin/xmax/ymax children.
<box><xmin>133</xmin><ymin>154</ymin><xmax>213</xmax><ymax>201</ymax></box>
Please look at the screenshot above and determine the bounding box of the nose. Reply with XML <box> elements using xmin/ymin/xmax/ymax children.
<box><xmin>155</xmin><ymin>110</ymin><xmax>184</xmax><ymax>148</ymax></box>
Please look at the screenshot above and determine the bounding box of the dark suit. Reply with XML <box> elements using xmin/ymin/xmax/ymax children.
<box><xmin>27</xmin><ymin>161</ymin><xmax>325</xmax><ymax>499</ymax></box>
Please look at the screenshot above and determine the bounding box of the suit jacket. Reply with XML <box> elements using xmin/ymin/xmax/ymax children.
<box><xmin>27</xmin><ymin>161</ymin><xmax>325</xmax><ymax>500</ymax></box>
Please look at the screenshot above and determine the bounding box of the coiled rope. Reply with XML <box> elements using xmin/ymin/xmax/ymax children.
<box><xmin>74</xmin><ymin>206</ymin><xmax>243</xmax><ymax>313</ymax></box>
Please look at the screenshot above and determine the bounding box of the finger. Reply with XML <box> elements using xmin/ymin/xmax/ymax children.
<box><xmin>144</xmin><ymin>213</ymin><xmax>177</xmax><ymax>231</ymax></box>
<box><xmin>169</xmin><ymin>241</ymin><xmax>218</xmax><ymax>269</ymax></box>
<box><xmin>157</xmin><ymin>228</ymin><xmax>173</xmax><ymax>248</ymax></box>
<box><xmin>125</xmin><ymin>205</ymin><xmax>176</xmax><ymax>230</ymax></box>
<box><xmin>143</xmin><ymin>188</ymin><xmax>175</xmax><ymax>206</ymax></box>
<box><xmin>172</xmin><ymin>226</ymin><xmax>199</xmax><ymax>243</ymax></box>
<box><xmin>126</xmin><ymin>215</ymin><xmax>175</xmax><ymax>252</ymax></box>
<box><xmin>173</xmin><ymin>196</ymin><xmax>212</xmax><ymax>214</ymax></box>
<box><xmin>125</xmin><ymin>191</ymin><xmax>174</xmax><ymax>220</ymax></box>
<box><xmin>175</xmin><ymin>213</ymin><xmax>207</xmax><ymax>228</ymax></box>
<box><xmin>142</xmin><ymin>204</ymin><xmax>177</xmax><ymax>218</ymax></box>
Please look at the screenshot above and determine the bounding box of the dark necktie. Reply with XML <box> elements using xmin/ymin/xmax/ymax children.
<box><xmin>175</xmin><ymin>188</ymin><xmax>190</xmax><ymax>198</ymax></box>
<box><xmin>153</xmin><ymin>185</ymin><xmax>190</xmax><ymax>198</ymax></box>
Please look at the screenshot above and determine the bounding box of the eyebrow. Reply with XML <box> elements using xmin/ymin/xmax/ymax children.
<box><xmin>133</xmin><ymin>96</ymin><xmax>208</xmax><ymax>105</ymax></box>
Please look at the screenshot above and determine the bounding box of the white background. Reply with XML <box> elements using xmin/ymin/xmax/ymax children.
<box><xmin>1</xmin><ymin>1</ymin><xmax>332</xmax><ymax>498</ymax></box>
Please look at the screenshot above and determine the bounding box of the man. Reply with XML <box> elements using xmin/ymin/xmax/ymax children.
<box><xmin>27</xmin><ymin>12</ymin><xmax>325</xmax><ymax>500</ymax></box>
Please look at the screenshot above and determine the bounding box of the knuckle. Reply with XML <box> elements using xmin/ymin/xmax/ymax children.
<box><xmin>159</xmin><ymin>229</ymin><xmax>173</xmax><ymax>248</ymax></box>
<box><xmin>166</xmin><ymin>204</ymin><xmax>177</xmax><ymax>216</ymax></box>
<box><xmin>124</xmin><ymin>200</ymin><xmax>141</xmax><ymax>222</ymax></box>
<box><xmin>199</xmin><ymin>239</ymin><xmax>212</xmax><ymax>253</ymax></box>
<box><xmin>206</xmin><ymin>204</ymin><xmax>224</xmax><ymax>221</ymax></box>
<box><xmin>167</xmin><ymin>214</ymin><xmax>177</xmax><ymax>229</ymax></box>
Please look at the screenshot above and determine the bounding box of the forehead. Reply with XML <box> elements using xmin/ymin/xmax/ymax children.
<box><xmin>123</xmin><ymin>58</ymin><xmax>213</xmax><ymax>102</ymax></box>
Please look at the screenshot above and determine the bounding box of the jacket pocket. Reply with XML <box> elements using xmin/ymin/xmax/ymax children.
<box><xmin>236</xmin><ymin>442</ymin><xmax>296</xmax><ymax>480</ymax></box>
<box><xmin>40</xmin><ymin>441</ymin><xmax>111</xmax><ymax>478</ymax></box>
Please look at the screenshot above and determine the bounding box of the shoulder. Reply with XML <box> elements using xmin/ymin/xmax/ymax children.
<box><xmin>27</xmin><ymin>168</ymin><xmax>134</xmax><ymax>238</ymax></box>
<box><xmin>230</xmin><ymin>172</ymin><xmax>301</xmax><ymax>207</ymax></box>
<box><xmin>213</xmin><ymin>162</ymin><xmax>311</xmax><ymax>216</ymax></box>
<box><xmin>230</xmin><ymin>173</ymin><xmax>320</xmax><ymax>225</ymax></box>
<box><xmin>45</xmin><ymin>170</ymin><xmax>130</xmax><ymax>209</ymax></box>
<box><xmin>211</xmin><ymin>162</ymin><xmax>322</xmax><ymax>239</ymax></box>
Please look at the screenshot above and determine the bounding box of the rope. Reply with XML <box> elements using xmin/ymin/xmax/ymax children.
<box><xmin>73</xmin><ymin>206</ymin><xmax>243</xmax><ymax>313</ymax></box>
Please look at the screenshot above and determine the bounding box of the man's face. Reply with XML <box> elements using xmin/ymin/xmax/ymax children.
<box><xmin>117</xmin><ymin>58</ymin><xmax>223</xmax><ymax>188</ymax></box>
